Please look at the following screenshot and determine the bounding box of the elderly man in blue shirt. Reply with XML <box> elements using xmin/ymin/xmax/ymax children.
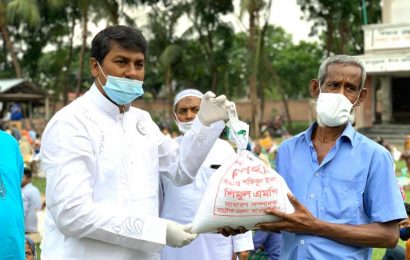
<box><xmin>256</xmin><ymin>54</ymin><xmax>407</xmax><ymax>260</ymax></box>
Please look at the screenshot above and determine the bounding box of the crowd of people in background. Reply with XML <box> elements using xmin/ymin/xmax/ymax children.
<box><xmin>0</xmin><ymin>120</ymin><xmax>44</xmax><ymax>255</ymax></box>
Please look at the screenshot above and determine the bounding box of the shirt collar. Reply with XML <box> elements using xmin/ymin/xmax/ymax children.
<box><xmin>87</xmin><ymin>83</ymin><xmax>129</xmax><ymax>116</ymax></box>
<box><xmin>302</xmin><ymin>121</ymin><xmax>355</xmax><ymax>147</ymax></box>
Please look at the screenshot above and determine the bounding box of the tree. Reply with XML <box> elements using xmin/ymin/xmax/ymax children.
<box><xmin>73</xmin><ymin>0</ymin><xmax>120</xmax><ymax>97</ymax></box>
<box><xmin>143</xmin><ymin>1</ymin><xmax>187</xmax><ymax>100</ymax></box>
<box><xmin>240</xmin><ymin>0</ymin><xmax>269</xmax><ymax>137</ymax></box>
<box><xmin>0</xmin><ymin>0</ymin><xmax>40</xmax><ymax>78</ymax></box>
<box><xmin>271</xmin><ymin>40</ymin><xmax>323</xmax><ymax>128</ymax></box>
<box><xmin>183</xmin><ymin>0</ymin><xmax>234</xmax><ymax>93</ymax></box>
<box><xmin>159</xmin><ymin>44</ymin><xmax>183</xmax><ymax>116</ymax></box>
<box><xmin>249</xmin><ymin>25</ymin><xmax>323</xmax><ymax>129</ymax></box>
<box><xmin>298</xmin><ymin>0</ymin><xmax>381</xmax><ymax>55</ymax></box>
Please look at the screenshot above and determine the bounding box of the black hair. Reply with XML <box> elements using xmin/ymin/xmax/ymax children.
<box><xmin>405</xmin><ymin>203</ymin><xmax>410</xmax><ymax>216</ymax></box>
<box><xmin>24</xmin><ymin>168</ymin><xmax>32</xmax><ymax>179</ymax></box>
<box><xmin>91</xmin><ymin>25</ymin><xmax>147</xmax><ymax>64</ymax></box>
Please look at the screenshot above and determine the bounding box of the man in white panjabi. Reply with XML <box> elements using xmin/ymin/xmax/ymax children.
<box><xmin>160</xmin><ymin>89</ymin><xmax>254</xmax><ymax>260</ymax></box>
<box><xmin>40</xmin><ymin>25</ymin><xmax>235</xmax><ymax>260</ymax></box>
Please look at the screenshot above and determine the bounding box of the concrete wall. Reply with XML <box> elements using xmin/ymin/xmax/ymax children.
<box><xmin>28</xmin><ymin>98</ymin><xmax>313</xmax><ymax>137</ymax></box>
<box><xmin>359</xmin><ymin>76</ymin><xmax>375</xmax><ymax>128</ymax></box>
<box><xmin>132</xmin><ymin>98</ymin><xmax>314</xmax><ymax>124</ymax></box>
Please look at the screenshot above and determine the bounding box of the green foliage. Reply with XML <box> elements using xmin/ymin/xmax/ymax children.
<box><xmin>159</xmin><ymin>44</ymin><xmax>183</xmax><ymax>69</ymax></box>
<box><xmin>272</xmin><ymin>41</ymin><xmax>323</xmax><ymax>99</ymax></box>
<box><xmin>287</xmin><ymin>121</ymin><xmax>310</xmax><ymax>135</ymax></box>
<box><xmin>257</xmin><ymin>25</ymin><xmax>323</xmax><ymax>104</ymax></box>
<box><xmin>6</xmin><ymin>0</ymin><xmax>41</xmax><ymax>26</ymax></box>
<box><xmin>297</xmin><ymin>0</ymin><xmax>381</xmax><ymax>54</ymax></box>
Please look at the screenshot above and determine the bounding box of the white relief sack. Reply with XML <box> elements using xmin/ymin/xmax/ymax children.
<box><xmin>191</xmin><ymin>107</ymin><xmax>294</xmax><ymax>234</ymax></box>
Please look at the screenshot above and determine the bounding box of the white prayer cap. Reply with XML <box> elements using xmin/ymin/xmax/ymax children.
<box><xmin>173</xmin><ymin>89</ymin><xmax>203</xmax><ymax>108</ymax></box>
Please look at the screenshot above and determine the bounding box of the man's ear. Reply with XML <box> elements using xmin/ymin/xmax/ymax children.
<box><xmin>90</xmin><ymin>58</ymin><xmax>99</xmax><ymax>78</ymax></box>
<box><xmin>355</xmin><ymin>88</ymin><xmax>368</xmax><ymax>107</ymax></box>
<box><xmin>310</xmin><ymin>79</ymin><xmax>320</xmax><ymax>98</ymax></box>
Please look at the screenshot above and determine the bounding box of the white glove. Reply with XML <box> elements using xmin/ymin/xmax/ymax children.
<box><xmin>198</xmin><ymin>91</ymin><xmax>231</xmax><ymax>126</ymax></box>
<box><xmin>166</xmin><ymin>220</ymin><xmax>198</xmax><ymax>248</ymax></box>
<box><xmin>226</xmin><ymin>101</ymin><xmax>237</xmax><ymax>117</ymax></box>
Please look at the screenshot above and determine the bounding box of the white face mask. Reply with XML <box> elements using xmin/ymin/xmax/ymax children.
<box><xmin>176</xmin><ymin>118</ymin><xmax>194</xmax><ymax>134</ymax></box>
<box><xmin>316</xmin><ymin>85</ymin><xmax>360</xmax><ymax>127</ymax></box>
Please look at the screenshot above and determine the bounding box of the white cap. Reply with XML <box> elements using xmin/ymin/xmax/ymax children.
<box><xmin>173</xmin><ymin>89</ymin><xmax>203</xmax><ymax>108</ymax></box>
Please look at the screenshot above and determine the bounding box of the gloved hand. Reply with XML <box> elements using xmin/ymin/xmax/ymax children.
<box><xmin>226</xmin><ymin>101</ymin><xmax>237</xmax><ymax>117</ymax></box>
<box><xmin>166</xmin><ymin>220</ymin><xmax>198</xmax><ymax>248</ymax></box>
<box><xmin>198</xmin><ymin>91</ymin><xmax>232</xmax><ymax>126</ymax></box>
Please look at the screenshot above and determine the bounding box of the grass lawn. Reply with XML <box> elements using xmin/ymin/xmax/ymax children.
<box><xmin>32</xmin><ymin>176</ymin><xmax>46</xmax><ymax>195</ymax></box>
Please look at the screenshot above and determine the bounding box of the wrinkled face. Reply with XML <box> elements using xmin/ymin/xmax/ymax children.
<box><xmin>175</xmin><ymin>96</ymin><xmax>201</xmax><ymax>123</ymax></box>
<box><xmin>311</xmin><ymin>63</ymin><xmax>367</xmax><ymax>105</ymax></box>
<box><xmin>90</xmin><ymin>42</ymin><xmax>145</xmax><ymax>88</ymax></box>
<box><xmin>322</xmin><ymin>64</ymin><xmax>361</xmax><ymax>102</ymax></box>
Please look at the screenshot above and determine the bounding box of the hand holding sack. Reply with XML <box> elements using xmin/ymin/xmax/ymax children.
<box><xmin>165</xmin><ymin>220</ymin><xmax>198</xmax><ymax>248</ymax></box>
<box><xmin>191</xmin><ymin>107</ymin><xmax>294</xmax><ymax>233</ymax></box>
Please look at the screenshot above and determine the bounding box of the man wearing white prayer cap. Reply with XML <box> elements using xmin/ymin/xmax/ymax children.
<box><xmin>160</xmin><ymin>89</ymin><xmax>254</xmax><ymax>260</ymax></box>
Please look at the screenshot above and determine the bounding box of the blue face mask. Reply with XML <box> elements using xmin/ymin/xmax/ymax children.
<box><xmin>400</xmin><ymin>227</ymin><xmax>410</xmax><ymax>241</ymax></box>
<box><xmin>97</xmin><ymin>62</ymin><xmax>144</xmax><ymax>105</ymax></box>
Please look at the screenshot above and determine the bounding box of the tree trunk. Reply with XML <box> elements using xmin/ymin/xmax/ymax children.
<box><xmin>258</xmin><ymin>2</ymin><xmax>271</xmax><ymax>129</ymax></box>
<box><xmin>165</xmin><ymin>68</ymin><xmax>173</xmax><ymax>117</ymax></box>
<box><xmin>339</xmin><ymin>21</ymin><xmax>348</xmax><ymax>54</ymax></box>
<box><xmin>265</xmin><ymin>61</ymin><xmax>293</xmax><ymax>129</ymax></box>
<box><xmin>1</xmin><ymin>25</ymin><xmax>23</xmax><ymax>78</ymax></box>
<box><xmin>279</xmin><ymin>90</ymin><xmax>292</xmax><ymax>130</ymax></box>
<box><xmin>211</xmin><ymin>65</ymin><xmax>218</xmax><ymax>93</ymax></box>
<box><xmin>248</xmin><ymin>8</ymin><xmax>260</xmax><ymax>138</ymax></box>
<box><xmin>325</xmin><ymin>16</ymin><xmax>334</xmax><ymax>56</ymax></box>
<box><xmin>75</xmin><ymin>2</ymin><xmax>88</xmax><ymax>97</ymax></box>
<box><xmin>63</xmin><ymin>16</ymin><xmax>76</xmax><ymax>105</ymax></box>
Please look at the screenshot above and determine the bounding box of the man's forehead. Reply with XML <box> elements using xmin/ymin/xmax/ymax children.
<box><xmin>176</xmin><ymin>96</ymin><xmax>201</xmax><ymax>108</ymax></box>
<box><xmin>326</xmin><ymin>63</ymin><xmax>361</xmax><ymax>76</ymax></box>
<box><xmin>107</xmin><ymin>42</ymin><xmax>145</xmax><ymax>60</ymax></box>
<box><xmin>177</xmin><ymin>96</ymin><xmax>201</xmax><ymax>106</ymax></box>
<box><xmin>325</xmin><ymin>64</ymin><xmax>361</xmax><ymax>82</ymax></box>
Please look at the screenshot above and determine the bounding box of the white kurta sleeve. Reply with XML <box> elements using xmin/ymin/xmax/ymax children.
<box><xmin>232</xmin><ymin>231</ymin><xmax>254</xmax><ymax>253</ymax></box>
<box><xmin>158</xmin><ymin>117</ymin><xmax>225</xmax><ymax>186</ymax></box>
<box><xmin>41</xmin><ymin>116</ymin><xmax>168</xmax><ymax>253</ymax></box>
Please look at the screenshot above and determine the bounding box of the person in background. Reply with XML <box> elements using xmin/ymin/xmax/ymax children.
<box><xmin>25</xmin><ymin>236</ymin><xmax>37</xmax><ymax>260</ymax></box>
<box><xmin>10</xmin><ymin>102</ymin><xmax>24</xmax><ymax>120</ymax></box>
<box><xmin>382</xmin><ymin>202</ymin><xmax>410</xmax><ymax>260</ymax></box>
<box><xmin>251</xmin><ymin>231</ymin><xmax>281</xmax><ymax>260</ymax></box>
<box><xmin>40</xmin><ymin>25</ymin><xmax>235</xmax><ymax>259</ymax></box>
<box><xmin>160</xmin><ymin>89</ymin><xmax>254</xmax><ymax>260</ymax></box>
<box><xmin>29</xmin><ymin>139</ymin><xmax>43</xmax><ymax>177</ymax></box>
<box><xmin>11</xmin><ymin>124</ymin><xmax>22</xmax><ymax>141</ymax></box>
<box><xmin>257</xmin><ymin>55</ymin><xmax>407</xmax><ymax>259</ymax></box>
<box><xmin>0</xmin><ymin>130</ymin><xmax>25</xmax><ymax>259</ymax></box>
<box><xmin>25</xmin><ymin>123</ymin><xmax>37</xmax><ymax>141</ymax></box>
<box><xmin>21</xmin><ymin>168</ymin><xmax>41</xmax><ymax>239</ymax></box>
<box><xmin>252</xmin><ymin>143</ymin><xmax>270</xmax><ymax>167</ymax></box>
<box><xmin>19</xmin><ymin>135</ymin><xmax>34</xmax><ymax>166</ymax></box>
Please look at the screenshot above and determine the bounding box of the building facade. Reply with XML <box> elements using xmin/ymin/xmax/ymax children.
<box><xmin>356</xmin><ymin>0</ymin><xmax>410</xmax><ymax>128</ymax></box>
